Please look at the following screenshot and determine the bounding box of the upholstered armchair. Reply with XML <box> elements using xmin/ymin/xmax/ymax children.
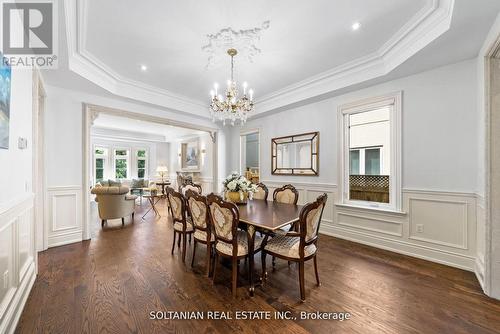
<box><xmin>91</xmin><ymin>186</ymin><xmax>137</xmax><ymax>227</ymax></box>
<box><xmin>261</xmin><ymin>193</ymin><xmax>327</xmax><ymax>302</ymax></box>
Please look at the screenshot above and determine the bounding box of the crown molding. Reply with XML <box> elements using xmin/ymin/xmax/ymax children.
<box><xmin>64</xmin><ymin>0</ymin><xmax>454</xmax><ymax>118</ymax></box>
<box><xmin>255</xmin><ymin>0</ymin><xmax>455</xmax><ymax>114</ymax></box>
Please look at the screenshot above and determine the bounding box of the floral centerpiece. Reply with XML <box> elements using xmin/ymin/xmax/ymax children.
<box><xmin>222</xmin><ymin>172</ymin><xmax>257</xmax><ymax>204</ymax></box>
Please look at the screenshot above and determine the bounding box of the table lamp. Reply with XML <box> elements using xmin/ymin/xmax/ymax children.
<box><xmin>156</xmin><ymin>166</ymin><xmax>169</xmax><ymax>182</ymax></box>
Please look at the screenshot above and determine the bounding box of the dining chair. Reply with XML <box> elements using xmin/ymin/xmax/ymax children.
<box><xmin>207</xmin><ymin>193</ymin><xmax>263</xmax><ymax>297</ymax></box>
<box><xmin>166</xmin><ymin>187</ymin><xmax>194</xmax><ymax>263</ymax></box>
<box><xmin>185</xmin><ymin>190</ymin><xmax>214</xmax><ymax>276</ymax></box>
<box><xmin>273</xmin><ymin>184</ymin><xmax>299</xmax><ymax>204</ymax></box>
<box><xmin>179</xmin><ymin>179</ymin><xmax>202</xmax><ymax>195</ymax></box>
<box><xmin>261</xmin><ymin>193</ymin><xmax>327</xmax><ymax>302</ymax></box>
<box><xmin>253</xmin><ymin>182</ymin><xmax>269</xmax><ymax>201</ymax></box>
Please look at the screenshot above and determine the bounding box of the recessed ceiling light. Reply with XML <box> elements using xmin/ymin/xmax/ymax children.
<box><xmin>352</xmin><ymin>22</ymin><xmax>361</xmax><ymax>31</ymax></box>
<box><xmin>140</xmin><ymin>64</ymin><xmax>148</xmax><ymax>71</ymax></box>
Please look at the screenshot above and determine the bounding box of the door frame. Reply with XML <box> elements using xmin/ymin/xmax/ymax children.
<box><xmin>82</xmin><ymin>103</ymin><xmax>219</xmax><ymax>240</ymax></box>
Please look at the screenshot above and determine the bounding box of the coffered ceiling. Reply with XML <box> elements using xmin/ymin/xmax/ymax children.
<box><xmin>56</xmin><ymin>0</ymin><xmax>500</xmax><ymax>118</ymax></box>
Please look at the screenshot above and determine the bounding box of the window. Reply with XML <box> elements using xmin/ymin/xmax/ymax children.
<box><xmin>339</xmin><ymin>92</ymin><xmax>401</xmax><ymax>210</ymax></box>
<box><xmin>114</xmin><ymin>149</ymin><xmax>129</xmax><ymax>179</ymax></box>
<box><xmin>240</xmin><ymin>131</ymin><xmax>260</xmax><ymax>183</ymax></box>
<box><xmin>136</xmin><ymin>149</ymin><xmax>147</xmax><ymax>179</ymax></box>
<box><xmin>94</xmin><ymin>147</ymin><xmax>108</xmax><ymax>183</ymax></box>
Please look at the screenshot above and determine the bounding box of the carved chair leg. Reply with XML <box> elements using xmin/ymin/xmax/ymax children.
<box><xmin>232</xmin><ymin>258</ymin><xmax>238</xmax><ymax>298</ymax></box>
<box><xmin>272</xmin><ymin>256</ymin><xmax>276</xmax><ymax>270</ymax></box>
<box><xmin>191</xmin><ymin>240</ymin><xmax>197</xmax><ymax>267</ymax></box>
<box><xmin>212</xmin><ymin>252</ymin><xmax>219</xmax><ymax>285</ymax></box>
<box><xmin>261</xmin><ymin>252</ymin><xmax>267</xmax><ymax>283</ymax></box>
<box><xmin>171</xmin><ymin>231</ymin><xmax>176</xmax><ymax>255</ymax></box>
<box><xmin>206</xmin><ymin>243</ymin><xmax>212</xmax><ymax>277</ymax></box>
<box><xmin>182</xmin><ymin>234</ymin><xmax>187</xmax><ymax>263</ymax></box>
<box><xmin>177</xmin><ymin>233</ymin><xmax>181</xmax><ymax>248</ymax></box>
<box><xmin>299</xmin><ymin>261</ymin><xmax>306</xmax><ymax>302</ymax></box>
<box><xmin>314</xmin><ymin>255</ymin><xmax>320</xmax><ymax>286</ymax></box>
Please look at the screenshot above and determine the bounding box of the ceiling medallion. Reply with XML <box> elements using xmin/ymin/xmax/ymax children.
<box><xmin>202</xmin><ymin>21</ymin><xmax>270</xmax><ymax>69</ymax></box>
<box><xmin>209</xmin><ymin>48</ymin><xmax>254</xmax><ymax>126</ymax></box>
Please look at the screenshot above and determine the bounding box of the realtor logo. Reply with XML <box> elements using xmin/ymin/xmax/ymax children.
<box><xmin>0</xmin><ymin>0</ymin><xmax>57</xmax><ymax>68</ymax></box>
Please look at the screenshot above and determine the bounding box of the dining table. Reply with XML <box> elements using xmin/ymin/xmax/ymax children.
<box><xmin>236</xmin><ymin>199</ymin><xmax>304</xmax><ymax>296</ymax></box>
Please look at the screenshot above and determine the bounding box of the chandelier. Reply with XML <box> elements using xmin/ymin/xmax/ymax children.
<box><xmin>209</xmin><ymin>48</ymin><xmax>254</xmax><ymax>126</ymax></box>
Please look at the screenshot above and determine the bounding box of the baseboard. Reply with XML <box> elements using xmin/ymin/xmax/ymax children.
<box><xmin>475</xmin><ymin>255</ymin><xmax>486</xmax><ymax>291</ymax></box>
<box><xmin>1</xmin><ymin>261</ymin><xmax>36</xmax><ymax>334</ymax></box>
<box><xmin>320</xmin><ymin>223</ymin><xmax>475</xmax><ymax>271</ymax></box>
<box><xmin>48</xmin><ymin>230</ymin><xmax>83</xmax><ymax>248</ymax></box>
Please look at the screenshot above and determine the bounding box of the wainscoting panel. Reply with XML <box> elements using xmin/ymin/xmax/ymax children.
<box><xmin>260</xmin><ymin>181</ymin><xmax>477</xmax><ymax>271</ymax></box>
<box><xmin>0</xmin><ymin>194</ymin><xmax>37</xmax><ymax>334</ymax></box>
<box><xmin>47</xmin><ymin>186</ymin><xmax>83</xmax><ymax>248</ymax></box>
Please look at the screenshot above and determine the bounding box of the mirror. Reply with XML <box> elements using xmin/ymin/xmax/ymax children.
<box><xmin>272</xmin><ymin>132</ymin><xmax>319</xmax><ymax>175</ymax></box>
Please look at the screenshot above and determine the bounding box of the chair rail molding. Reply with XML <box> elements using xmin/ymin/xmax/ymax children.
<box><xmin>0</xmin><ymin>195</ymin><xmax>37</xmax><ymax>334</ymax></box>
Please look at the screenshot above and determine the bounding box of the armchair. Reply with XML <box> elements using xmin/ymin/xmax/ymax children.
<box><xmin>91</xmin><ymin>185</ymin><xmax>137</xmax><ymax>227</ymax></box>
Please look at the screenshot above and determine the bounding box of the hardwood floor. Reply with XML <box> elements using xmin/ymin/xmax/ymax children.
<box><xmin>15</xmin><ymin>199</ymin><xmax>500</xmax><ymax>334</ymax></box>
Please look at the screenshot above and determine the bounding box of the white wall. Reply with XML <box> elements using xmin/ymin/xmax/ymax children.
<box><xmin>0</xmin><ymin>68</ymin><xmax>37</xmax><ymax>333</ymax></box>
<box><xmin>227</xmin><ymin>59</ymin><xmax>479</xmax><ymax>271</ymax></box>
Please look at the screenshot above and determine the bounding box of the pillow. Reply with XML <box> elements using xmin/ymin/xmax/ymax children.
<box><xmin>108</xmin><ymin>179</ymin><xmax>122</xmax><ymax>187</ymax></box>
<box><xmin>131</xmin><ymin>179</ymin><xmax>143</xmax><ymax>188</ymax></box>
<box><xmin>143</xmin><ymin>179</ymin><xmax>150</xmax><ymax>187</ymax></box>
<box><xmin>98</xmin><ymin>180</ymin><xmax>109</xmax><ymax>187</ymax></box>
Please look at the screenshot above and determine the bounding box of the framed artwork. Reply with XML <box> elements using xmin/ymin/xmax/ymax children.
<box><xmin>0</xmin><ymin>53</ymin><xmax>11</xmax><ymax>149</ymax></box>
<box><xmin>181</xmin><ymin>139</ymin><xmax>200</xmax><ymax>170</ymax></box>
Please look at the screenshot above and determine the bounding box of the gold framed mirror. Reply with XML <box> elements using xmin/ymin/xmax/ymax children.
<box><xmin>271</xmin><ymin>132</ymin><xmax>319</xmax><ymax>175</ymax></box>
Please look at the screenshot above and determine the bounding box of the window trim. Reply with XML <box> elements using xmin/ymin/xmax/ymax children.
<box><xmin>135</xmin><ymin>148</ymin><xmax>149</xmax><ymax>179</ymax></box>
<box><xmin>113</xmin><ymin>148</ymin><xmax>130</xmax><ymax>180</ymax></box>
<box><xmin>93</xmin><ymin>145</ymin><xmax>109</xmax><ymax>184</ymax></box>
<box><xmin>337</xmin><ymin>91</ymin><xmax>402</xmax><ymax>212</ymax></box>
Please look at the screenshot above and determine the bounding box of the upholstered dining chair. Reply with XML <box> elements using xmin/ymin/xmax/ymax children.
<box><xmin>253</xmin><ymin>182</ymin><xmax>269</xmax><ymax>201</ymax></box>
<box><xmin>179</xmin><ymin>179</ymin><xmax>202</xmax><ymax>195</ymax></box>
<box><xmin>207</xmin><ymin>194</ymin><xmax>263</xmax><ymax>297</ymax></box>
<box><xmin>185</xmin><ymin>190</ymin><xmax>214</xmax><ymax>276</ymax></box>
<box><xmin>273</xmin><ymin>184</ymin><xmax>299</xmax><ymax>204</ymax></box>
<box><xmin>261</xmin><ymin>193</ymin><xmax>327</xmax><ymax>302</ymax></box>
<box><xmin>166</xmin><ymin>188</ymin><xmax>194</xmax><ymax>263</ymax></box>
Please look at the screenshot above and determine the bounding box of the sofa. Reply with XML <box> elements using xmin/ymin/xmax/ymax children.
<box><xmin>91</xmin><ymin>185</ymin><xmax>137</xmax><ymax>227</ymax></box>
<box><xmin>97</xmin><ymin>179</ymin><xmax>156</xmax><ymax>203</ymax></box>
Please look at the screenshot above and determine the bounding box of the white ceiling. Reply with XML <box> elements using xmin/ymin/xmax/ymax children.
<box><xmin>92</xmin><ymin>114</ymin><xmax>205</xmax><ymax>142</ymax></box>
<box><xmin>42</xmin><ymin>0</ymin><xmax>500</xmax><ymax>118</ymax></box>
<box><xmin>83</xmin><ymin>0</ymin><xmax>426</xmax><ymax>101</ymax></box>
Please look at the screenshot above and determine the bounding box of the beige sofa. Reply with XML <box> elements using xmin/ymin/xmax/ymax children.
<box><xmin>91</xmin><ymin>186</ymin><xmax>137</xmax><ymax>227</ymax></box>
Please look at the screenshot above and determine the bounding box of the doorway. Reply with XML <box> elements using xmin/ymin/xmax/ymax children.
<box><xmin>82</xmin><ymin>104</ymin><xmax>219</xmax><ymax>240</ymax></box>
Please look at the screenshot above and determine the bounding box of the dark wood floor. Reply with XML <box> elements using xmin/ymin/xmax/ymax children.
<box><xmin>15</xmin><ymin>199</ymin><xmax>500</xmax><ymax>334</ymax></box>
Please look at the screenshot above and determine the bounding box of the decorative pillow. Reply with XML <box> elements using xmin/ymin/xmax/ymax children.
<box><xmin>142</xmin><ymin>179</ymin><xmax>150</xmax><ymax>187</ymax></box>
<box><xmin>98</xmin><ymin>180</ymin><xmax>109</xmax><ymax>187</ymax></box>
<box><xmin>108</xmin><ymin>179</ymin><xmax>122</xmax><ymax>187</ymax></box>
<box><xmin>131</xmin><ymin>179</ymin><xmax>143</xmax><ymax>188</ymax></box>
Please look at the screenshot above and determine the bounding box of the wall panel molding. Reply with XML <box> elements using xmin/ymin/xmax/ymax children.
<box><xmin>47</xmin><ymin>186</ymin><xmax>83</xmax><ymax>248</ymax></box>
<box><xmin>0</xmin><ymin>196</ymin><xmax>36</xmax><ymax>334</ymax></box>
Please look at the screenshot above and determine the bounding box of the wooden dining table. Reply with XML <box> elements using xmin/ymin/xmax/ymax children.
<box><xmin>236</xmin><ymin>199</ymin><xmax>304</xmax><ymax>295</ymax></box>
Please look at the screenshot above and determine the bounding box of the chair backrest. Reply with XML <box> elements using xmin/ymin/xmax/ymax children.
<box><xmin>273</xmin><ymin>184</ymin><xmax>299</xmax><ymax>204</ymax></box>
<box><xmin>166</xmin><ymin>187</ymin><xmax>186</xmax><ymax>224</ymax></box>
<box><xmin>207</xmin><ymin>193</ymin><xmax>239</xmax><ymax>253</ymax></box>
<box><xmin>253</xmin><ymin>182</ymin><xmax>269</xmax><ymax>201</ymax></box>
<box><xmin>180</xmin><ymin>179</ymin><xmax>202</xmax><ymax>195</ymax></box>
<box><xmin>298</xmin><ymin>193</ymin><xmax>328</xmax><ymax>246</ymax></box>
<box><xmin>185</xmin><ymin>190</ymin><xmax>209</xmax><ymax>233</ymax></box>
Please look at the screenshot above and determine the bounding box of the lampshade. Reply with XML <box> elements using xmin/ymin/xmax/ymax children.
<box><xmin>156</xmin><ymin>166</ymin><xmax>168</xmax><ymax>173</ymax></box>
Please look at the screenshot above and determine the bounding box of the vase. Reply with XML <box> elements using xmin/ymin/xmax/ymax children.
<box><xmin>225</xmin><ymin>191</ymin><xmax>248</xmax><ymax>204</ymax></box>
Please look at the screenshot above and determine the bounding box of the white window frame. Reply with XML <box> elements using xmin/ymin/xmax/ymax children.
<box><xmin>338</xmin><ymin>91</ymin><xmax>402</xmax><ymax>212</ymax></box>
<box><xmin>93</xmin><ymin>145</ymin><xmax>109</xmax><ymax>184</ymax></box>
<box><xmin>135</xmin><ymin>148</ymin><xmax>149</xmax><ymax>179</ymax></box>
<box><xmin>113</xmin><ymin>148</ymin><xmax>130</xmax><ymax>180</ymax></box>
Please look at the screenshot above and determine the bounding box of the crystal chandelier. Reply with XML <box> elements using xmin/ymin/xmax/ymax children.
<box><xmin>209</xmin><ymin>48</ymin><xmax>254</xmax><ymax>126</ymax></box>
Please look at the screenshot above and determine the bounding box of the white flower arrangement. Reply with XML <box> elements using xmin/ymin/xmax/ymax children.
<box><xmin>222</xmin><ymin>172</ymin><xmax>258</xmax><ymax>201</ymax></box>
